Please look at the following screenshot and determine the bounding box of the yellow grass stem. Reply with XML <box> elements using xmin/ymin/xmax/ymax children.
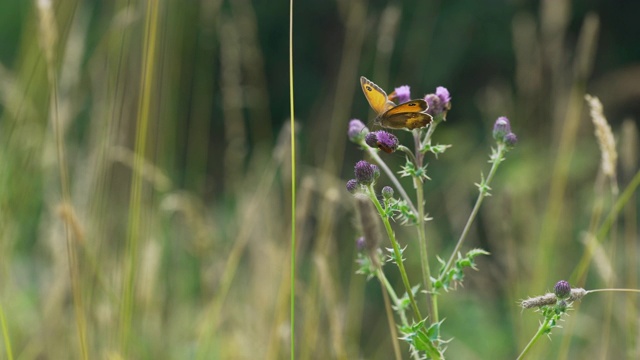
<box><xmin>119</xmin><ymin>0</ymin><xmax>159</xmax><ymax>354</ymax></box>
<box><xmin>571</xmin><ymin>169</ymin><xmax>640</xmax><ymax>284</ymax></box>
<box><xmin>37</xmin><ymin>0</ymin><xmax>88</xmax><ymax>358</ymax></box>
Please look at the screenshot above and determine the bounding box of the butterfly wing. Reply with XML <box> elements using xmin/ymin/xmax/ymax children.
<box><xmin>361</xmin><ymin>76</ymin><xmax>395</xmax><ymax>115</ymax></box>
<box><xmin>384</xmin><ymin>100</ymin><xmax>428</xmax><ymax>116</ymax></box>
<box><xmin>380</xmin><ymin>112</ymin><xmax>432</xmax><ymax>130</ymax></box>
<box><xmin>379</xmin><ymin>100</ymin><xmax>432</xmax><ymax>129</ymax></box>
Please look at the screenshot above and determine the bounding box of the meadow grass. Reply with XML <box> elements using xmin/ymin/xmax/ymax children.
<box><xmin>0</xmin><ymin>1</ymin><xmax>638</xmax><ymax>359</ymax></box>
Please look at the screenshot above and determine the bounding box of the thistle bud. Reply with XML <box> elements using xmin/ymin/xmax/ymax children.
<box><xmin>354</xmin><ymin>160</ymin><xmax>376</xmax><ymax>185</ymax></box>
<box><xmin>381</xmin><ymin>186</ymin><xmax>394</xmax><ymax>199</ymax></box>
<box><xmin>504</xmin><ymin>132</ymin><xmax>518</xmax><ymax>148</ymax></box>
<box><xmin>492</xmin><ymin>117</ymin><xmax>511</xmax><ymax>141</ymax></box>
<box><xmin>348</xmin><ymin>119</ymin><xmax>368</xmax><ymax>142</ymax></box>
<box><xmin>554</xmin><ymin>280</ymin><xmax>571</xmax><ymax>300</ymax></box>
<box><xmin>346</xmin><ymin>179</ymin><xmax>358</xmax><ymax>194</ymax></box>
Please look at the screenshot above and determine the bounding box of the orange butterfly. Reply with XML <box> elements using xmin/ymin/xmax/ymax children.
<box><xmin>360</xmin><ymin>76</ymin><xmax>432</xmax><ymax>130</ymax></box>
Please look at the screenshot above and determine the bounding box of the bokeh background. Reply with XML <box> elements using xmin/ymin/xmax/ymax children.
<box><xmin>1</xmin><ymin>0</ymin><xmax>639</xmax><ymax>359</ymax></box>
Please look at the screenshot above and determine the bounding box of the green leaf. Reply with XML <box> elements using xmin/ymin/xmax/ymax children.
<box><xmin>421</xmin><ymin>142</ymin><xmax>452</xmax><ymax>158</ymax></box>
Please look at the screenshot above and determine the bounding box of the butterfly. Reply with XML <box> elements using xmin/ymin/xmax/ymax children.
<box><xmin>360</xmin><ymin>76</ymin><xmax>432</xmax><ymax>130</ymax></box>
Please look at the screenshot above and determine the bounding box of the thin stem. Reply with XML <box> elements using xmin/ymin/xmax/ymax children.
<box><xmin>367</xmin><ymin>148</ymin><xmax>418</xmax><ymax>216</ymax></box>
<box><xmin>411</xmin><ymin>127</ymin><xmax>436</xmax><ymax>320</ymax></box>
<box><xmin>377</xmin><ymin>271</ymin><xmax>402</xmax><ymax>360</ymax></box>
<box><xmin>288</xmin><ymin>0</ymin><xmax>296</xmax><ymax>358</ymax></box>
<box><xmin>376</xmin><ymin>269</ymin><xmax>422</xmax><ymax>360</ymax></box>
<box><xmin>587</xmin><ymin>288</ymin><xmax>640</xmax><ymax>294</ymax></box>
<box><xmin>413</xmin><ymin>123</ymin><xmax>440</xmax><ymax>323</ymax></box>
<box><xmin>421</xmin><ymin>122</ymin><xmax>439</xmax><ymax>149</ymax></box>
<box><xmin>572</xmin><ymin>169</ymin><xmax>640</xmax><ymax>283</ymax></box>
<box><xmin>440</xmin><ymin>144</ymin><xmax>505</xmax><ymax>279</ymax></box>
<box><xmin>120</xmin><ymin>0</ymin><xmax>159</xmax><ymax>353</ymax></box>
<box><xmin>376</xmin><ymin>269</ymin><xmax>408</xmax><ymax>325</ymax></box>
<box><xmin>38</xmin><ymin>2</ymin><xmax>88</xmax><ymax>357</ymax></box>
<box><xmin>517</xmin><ymin>317</ymin><xmax>551</xmax><ymax>360</ymax></box>
<box><xmin>398</xmin><ymin>145</ymin><xmax>418</xmax><ymax>164</ymax></box>
<box><xmin>367</xmin><ymin>185</ymin><xmax>422</xmax><ymax>320</ymax></box>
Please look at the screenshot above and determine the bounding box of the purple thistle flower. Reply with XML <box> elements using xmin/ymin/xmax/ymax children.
<box><xmin>365</xmin><ymin>132</ymin><xmax>378</xmax><ymax>148</ymax></box>
<box><xmin>436</xmin><ymin>86</ymin><xmax>451</xmax><ymax>105</ymax></box>
<box><xmin>348</xmin><ymin>119</ymin><xmax>368</xmax><ymax>142</ymax></box>
<box><xmin>393</xmin><ymin>85</ymin><xmax>411</xmax><ymax>104</ymax></box>
<box><xmin>492</xmin><ymin>116</ymin><xmax>512</xmax><ymax>141</ymax></box>
<box><xmin>356</xmin><ymin>236</ymin><xmax>367</xmax><ymax>252</ymax></box>
<box><xmin>554</xmin><ymin>280</ymin><xmax>571</xmax><ymax>299</ymax></box>
<box><xmin>376</xmin><ymin>131</ymin><xmax>399</xmax><ymax>153</ymax></box>
<box><xmin>354</xmin><ymin>160</ymin><xmax>376</xmax><ymax>185</ymax></box>
<box><xmin>424</xmin><ymin>86</ymin><xmax>452</xmax><ymax>122</ymax></box>
<box><xmin>346</xmin><ymin>179</ymin><xmax>358</xmax><ymax>194</ymax></box>
<box><xmin>425</xmin><ymin>94</ymin><xmax>442</xmax><ymax>116</ymax></box>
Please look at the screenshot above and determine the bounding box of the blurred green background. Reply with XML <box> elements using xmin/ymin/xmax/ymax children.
<box><xmin>0</xmin><ymin>0</ymin><xmax>639</xmax><ymax>359</ymax></box>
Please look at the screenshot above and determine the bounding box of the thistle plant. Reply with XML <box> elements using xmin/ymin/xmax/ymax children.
<box><xmin>346</xmin><ymin>81</ymin><xmax>517</xmax><ymax>358</ymax></box>
<box><xmin>518</xmin><ymin>280</ymin><xmax>640</xmax><ymax>359</ymax></box>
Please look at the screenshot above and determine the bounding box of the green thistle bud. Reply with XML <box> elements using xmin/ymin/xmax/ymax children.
<box><xmin>381</xmin><ymin>186</ymin><xmax>394</xmax><ymax>199</ymax></box>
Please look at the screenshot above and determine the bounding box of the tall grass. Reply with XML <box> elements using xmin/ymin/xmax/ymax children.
<box><xmin>0</xmin><ymin>0</ymin><xmax>637</xmax><ymax>359</ymax></box>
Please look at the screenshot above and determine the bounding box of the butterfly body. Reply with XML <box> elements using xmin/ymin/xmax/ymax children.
<box><xmin>360</xmin><ymin>76</ymin><xmax>432</xmax><ymax>130</ymax></box>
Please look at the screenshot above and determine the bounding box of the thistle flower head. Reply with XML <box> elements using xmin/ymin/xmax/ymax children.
<box><xmin>393</xmin><ymin>85</ymin><xmax>411</xmax><ymax>104</ymax></box>
<box><xmin>424</xmin><ymin>94</ymin><xmax>441</xmax><ymax>115</ymax></box>
<box><xmin>348</xmin><ymin>119</ymin><xmax>368</xmax><ymax>142</ymax></box>
<box><xmin>424</xmin><ymin>86</ymin><xmax>451</xmax><ymax>122</ymax></box>
<box><xmin>365</xmin><ymin>132</ymin><xmax>378</xmax><ymax>148</ymax></box>
<box><xmin>436</xmin><ymin>86</ymin><xmax>451</xmax><ymax>105</ymax></box>
<box><xmin>375</xmin><ymin>131</ymin><xmax>399</xmax><ymax>153</ymax></box>
<box><xmin>354</xmin><ymin>160</ymin><xmax>376</xmax><ymax>185</ymax></box>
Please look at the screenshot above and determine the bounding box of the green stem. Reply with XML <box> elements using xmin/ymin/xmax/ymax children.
<box><xmin>410</xmin><ymin>128</ymin><xmax>437</xmax><ymax>321</ymax></box>
<box><xmin>367</xmin><ymin>185</ymin><xmax>422</xmax><ymax>320</ymax></box>
<box><xmin>517</xmin><ymin>317</ymin><xmax>551</xmax><ymax>360</ymax></box>
<box><xmin>420</xmin><ymin>122</ymin><xmax>439</xmax><ymax>150</ymax></box>
<box><xmin>288</xmin><ymin>0</ymin><xmax>296</xmax><ymax>358</ymax></box>
<box><xmin>414</xmin><ymin>178</ymin><xmax>437</xmax><ymax>320</ymax></box>
<box><xmin>398</xmin><ymin>145</ymin><xmax>418</xmax><ymax>164</ymax></box>
<box><xmin>376</xmin><ymin>269</ymin><xmax>403</xmax><ymax>360</ymax></box>
<box><xmin>376</xmin><ymin>269</ymin><xmax>409</xmax><ymax>326</ymax></box>
<box><xmin>440</xmin><ymin>144</ymin><xmax>505</xmax><ymax>279</ymax></box>
<box><xmin>415</xmin><ymin>126</ymin><xmax>443</xmax><ymax>321</ymax></box>
<box><xmin>367</xmin><ymin>148</ymin><xmax>418</xmax><ymax>216</ymax></box>
<box><xmin>376</xmin><ymin>269</ymin><xmax>422</xmax><ymax>360</ymax></box>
